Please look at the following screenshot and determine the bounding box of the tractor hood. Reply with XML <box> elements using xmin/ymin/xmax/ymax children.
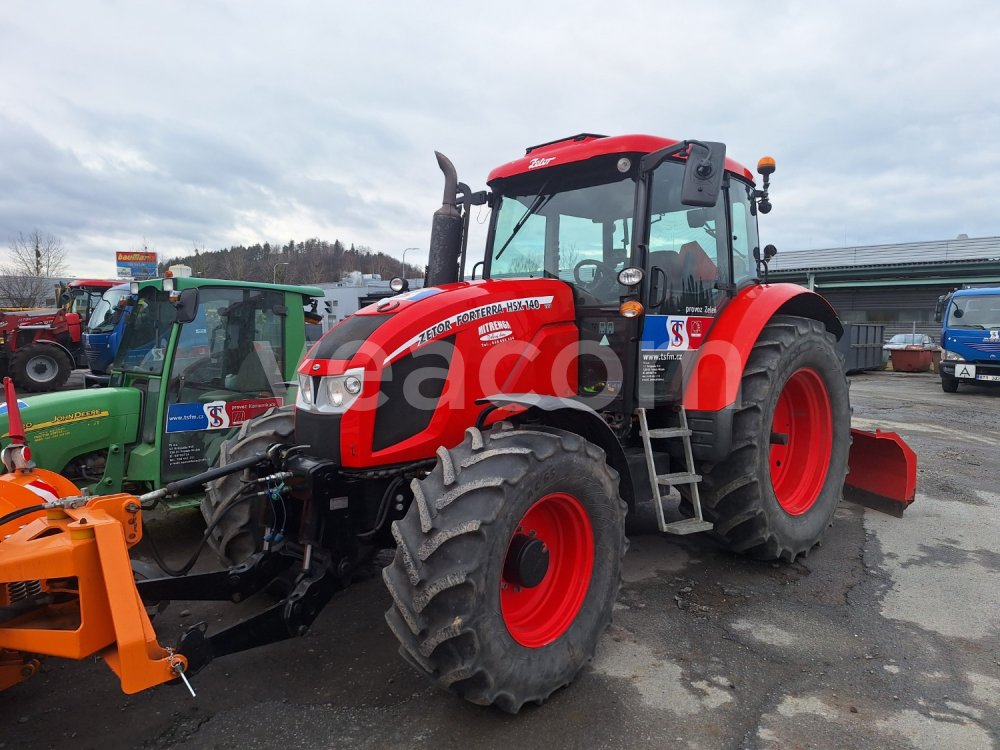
<box><xmin>296</xmin><ymin>278</ymin><xmax>579</xmax><ymax>467</ymax></box>
<box><xmin>300</xmin><ymin>279</ymin><xmax>578</xmax><ymax>376</ymax></box>
<box><xmin>0</xmin><ymin>387</ymin><xmax>142</xmax><ymax>478</ymax></box>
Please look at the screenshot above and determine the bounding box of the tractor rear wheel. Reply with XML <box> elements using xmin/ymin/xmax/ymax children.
<box><xmin>201</xmin><ymin>405</ymin><xmax>295</xmax><ymax>565</ymax></box>
<box><xmin>11</xmin><ymin>345</ymin><xmax>72</xmax><ymax>392</ymax></box>
<box><xmin>681</xmin><ymin>315</ymin><xmax>850</xmax><ymax>561</ymax></box>
<box><xmin>384</xmin><ymin>424</ymin><xmax>626</xmax><ymax>713</ymax></box>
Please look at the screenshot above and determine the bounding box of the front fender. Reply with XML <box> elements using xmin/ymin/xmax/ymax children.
<box><xmin>34</xmin><ymin>338</ymin><xmax>76</xmax><ymax>363</ymax></box>
<box><xmin>476</xmin><ymin>393</ymin><xmax>635</xmax><ymax>510</ymax></box>
<box><xmin>0</xmin><ymin>388</ymin><xmax>141</xmax><ymax>477</ymax></box>
<box><xmin>684</xmin><ymin>283</ymin><xmax>842</xmax><ymax>411</ymax></box>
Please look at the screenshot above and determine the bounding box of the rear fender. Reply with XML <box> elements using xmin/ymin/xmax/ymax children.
<box><xmin>476</xmin><ymin>393</ymin><xmax>635</xmax><ymax>510</ymax></box>
<box><xmin>684</xmin><ymin>283</ymin><xmax>842</xmax><ymax>412</ymax></box>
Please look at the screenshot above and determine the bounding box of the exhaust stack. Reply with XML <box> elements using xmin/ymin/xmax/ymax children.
<box><xmin>426</xmin><ymin>151</ymin><xmax>463</xmax><ymax>287</ymax></box>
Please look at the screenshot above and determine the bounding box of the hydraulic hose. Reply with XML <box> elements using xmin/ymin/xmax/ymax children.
<box><xmin>0</xmin><ymin>504</ymin><xmax>49</xmax><ymax>533</ymax></box>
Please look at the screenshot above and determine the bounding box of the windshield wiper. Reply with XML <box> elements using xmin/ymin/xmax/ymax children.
<box><xmin>495</xmin><ymin>189</ymin><xmax>553</xmax><ymax>261</ymax></box>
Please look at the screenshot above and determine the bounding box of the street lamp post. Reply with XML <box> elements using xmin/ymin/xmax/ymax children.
<box><xmin>273</xmin><ymin>261</ymin><xmax>290</xmax><ymax>284</ymax></box>
<box><xmin>402</xmin><ymin>247</ymin><xmax>418</xmax><ymax>275</ymax></box>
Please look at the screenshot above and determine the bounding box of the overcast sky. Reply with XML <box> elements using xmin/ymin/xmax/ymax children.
<box><xmin>2</xmin><ymin>1</ymin><xmax>998</xmax><ymax>278</ymax></box>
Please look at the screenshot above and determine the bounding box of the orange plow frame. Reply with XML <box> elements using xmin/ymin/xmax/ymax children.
<box><xmin>0</xmin><ymin>492</ymin><xmax>184</xmax><ymax>694</ymax></box>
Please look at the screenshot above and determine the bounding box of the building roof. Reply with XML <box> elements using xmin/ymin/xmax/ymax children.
<box><xmin>768</xmin><ymin>236</ymin><xmax>1000</xmax><ymax>273</ymax></box>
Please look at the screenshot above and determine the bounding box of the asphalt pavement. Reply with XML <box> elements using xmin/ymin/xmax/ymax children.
<box><xmin>1</xmin><ymin>370</ymin><xmax>997</xmax><ymax>750</ymax></box>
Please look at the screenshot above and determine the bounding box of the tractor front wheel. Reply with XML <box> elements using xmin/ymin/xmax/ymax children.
<box><xmin>681</xmin><ymin>315</ymin><xmax>850</xmax><ymax>561</ymax></box>
<box><xmin>11</xmin><ymin>345</ymin><xmax>72</xmax><ymax>392</ymax></box>
<box><xmin>384</xmin><ymin>424</ymin><xmax>626</xmax><ymax>713</ymax></box>
<box><xmin>201</xmin><ymin>405</ymin><xmax>295</xmax><ymax>565</ymax></box>
<box><xmin>941</xmin><ymin>375</ymin><xmax>959</xmax><ymax>393</ymax></box>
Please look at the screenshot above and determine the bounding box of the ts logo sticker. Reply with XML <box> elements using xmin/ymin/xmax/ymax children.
<box><xmin>667</xmin><ymin>318</ymin><xmax>689</xmax><ymax>350</ymax></box>
<box><xmin>204</xmin><ymin>401</ymin><xmax>230</xmax><ymax>429</ymax></box>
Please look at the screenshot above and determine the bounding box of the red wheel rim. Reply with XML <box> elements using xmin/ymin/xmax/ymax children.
<box><xmin>769</xmin><ymin>368</ymin><xmax>833</xmax><ymax>515</ymax></box>
<box><xmin>500</xmin><ymin>492</ymin><xmax>594</xmax><ymax>648</ymax></box>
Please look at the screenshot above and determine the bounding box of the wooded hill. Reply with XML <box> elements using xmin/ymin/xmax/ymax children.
<box><xmin>160</xmin><ymin>238</ymin><xmax>422</xmax><ymax>284</ymax></box>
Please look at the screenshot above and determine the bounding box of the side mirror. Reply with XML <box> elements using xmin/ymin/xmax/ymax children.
<box><xmin>680</xmin><ymin>141</ymin><xmax>727</xmax><ymax>207</ymax></box>
<box><xmin>934</xmin><ymin>292</ymin><xmax>953</xmax><ymax>323</ymax></box>
<box><xmin>175</xmin><ymin>288</ymin><xmax>199</xmax><ymax>324</ymax></box>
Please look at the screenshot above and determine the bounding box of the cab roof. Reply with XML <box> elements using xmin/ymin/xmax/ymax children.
<box><xmin>487</xmin><ymin>133</ymin><xmax>754</xmax><ymax>183</ymax></box>
<box><xmin>136</xmin><ymin>276</ymin><xmax>324</xmax><ymax>299</ymax></box>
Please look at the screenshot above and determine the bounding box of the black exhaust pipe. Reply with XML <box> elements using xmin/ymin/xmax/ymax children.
<box><xmin>426</xmin><ymin>151</ymin><xmax>463</xmax><ymax>287</ymax></box>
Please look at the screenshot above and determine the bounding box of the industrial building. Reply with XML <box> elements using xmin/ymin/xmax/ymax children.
<box><xmin>767</xmin><ymin>235</ymin><xmax>1000</xmax><ymax>341</ymax></box>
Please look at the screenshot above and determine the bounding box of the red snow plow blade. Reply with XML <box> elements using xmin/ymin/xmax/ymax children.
<box><xmin>845</xmin><ymin>428</ymin><xmax>917</xmax><ymax>509</ymax></box>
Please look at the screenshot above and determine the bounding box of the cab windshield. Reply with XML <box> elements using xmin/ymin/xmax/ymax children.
<box><xmin>113</xmin><ymin>288</ymin><xmax>178</xmax><ymax>375</ymax></box>
<box><xmin>948</xmin><ymin>293</ymin><xmax>1000</xmax><ymax>329</ymax></box>
<box><xmin>87</xmin><ymin>288</ymin><xmax>131</xmax><ymax>334</ymax></box>
<box><xmin>487</xmin><ymin>157</ymin><xmax>635</xmax><ymax>304</ymax></box>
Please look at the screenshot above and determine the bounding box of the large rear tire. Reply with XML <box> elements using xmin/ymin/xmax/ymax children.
<box><xmin>681</xmin><ymin>315</ymin><xmax>850</xmax><ymax>561</ymax></box>
<box><xmin>11</xmin><ymin>344</ymin><xmax>72</xmax><ymax>392</ymax></box>
<box><xmin>200</xmin><ymin>405</ymin><xmax>295</xmax><ymax>565</ymax></box>
<box><xmin>384</xmin><ymin>424</ymin><xmax>626</xmax><ymax>713</ymax></box>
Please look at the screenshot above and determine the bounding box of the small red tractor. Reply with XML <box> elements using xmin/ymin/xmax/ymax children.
<box><xmin>0</xmin><ymin>279</ymin><xmax>116</xmax><ymax>392</ymax></box>
<box><xmin>0</xmin><ymin>135</ymin><xmax>916</xmax><ymax>711</ymax></box>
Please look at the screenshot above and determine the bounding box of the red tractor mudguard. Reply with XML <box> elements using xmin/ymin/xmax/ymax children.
<box><xmin>846</xmin><ymin>428</ymin><xmax>917</xmax><ymax>508</ymax></box>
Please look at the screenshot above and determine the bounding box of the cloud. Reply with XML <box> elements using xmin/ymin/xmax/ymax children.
<box><xmin>1</xmin><ymin>0</ymin><xmax>999</xmax><ymax>276</ymax></box>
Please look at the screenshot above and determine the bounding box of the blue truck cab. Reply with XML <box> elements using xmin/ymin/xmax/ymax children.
<box><xmin>82</xmin><ymin>283</ymin><xmax>133</xmax><ymax>387</ymax></box>
<box><xmin>936</xmin><ymin>286</ymin><xmax>1000</xmax><ymax>393</ymax></box>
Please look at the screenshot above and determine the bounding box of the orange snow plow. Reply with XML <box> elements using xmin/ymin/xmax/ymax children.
<box><xmin>845</xmin><ymin>427</ymin><xmax>918</xmax><ymax>508</ymax></box>
<box><xmin>0</xmin><ymin>377</ymin><xmax>183</xmax><ymax>693</ymax></box>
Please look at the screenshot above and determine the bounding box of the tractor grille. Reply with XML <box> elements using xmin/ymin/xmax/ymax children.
<box><xmin>372</xmin><ymin>338</ymin><xmax>453</xmax><ymax>452</ymax></box>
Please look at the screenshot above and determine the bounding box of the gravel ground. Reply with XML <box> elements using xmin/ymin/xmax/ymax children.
<box><xmin>2</xmin><ymin>369</ymin><xmax>997</xmax><ymax>750</ymax></box>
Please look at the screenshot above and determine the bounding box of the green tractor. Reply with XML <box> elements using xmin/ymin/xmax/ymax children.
<box><xmin>0</xmin><ymin>276</ymin><xmax>323</xmax><ymax>508</ymax></box>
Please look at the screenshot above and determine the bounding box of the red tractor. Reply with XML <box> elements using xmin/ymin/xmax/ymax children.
<box><xmin>0</xmin><ymin>135</ymin><xmax>915</xmax><ymax>709</ymax></box>
<box><xmin>0</xmin><ymin>279</ymin><xmax>116</xmax><ymax>391</ymax></box>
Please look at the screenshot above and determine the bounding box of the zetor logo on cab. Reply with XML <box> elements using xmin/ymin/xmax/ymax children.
<box><xmin>528</xmin><ymin>157</ymin><xmax>555</xmax><ymax>169</ymax></box>
<box><xmin>478</xmin><ymin>319</ymin><xmax>513</xmax><ymax>345</ymax></box>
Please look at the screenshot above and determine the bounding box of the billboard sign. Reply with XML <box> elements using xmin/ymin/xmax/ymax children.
<box><xmin>116</xmin><ymin>251</ymin><xmax>158</xmax><ymax>280</ymax></box>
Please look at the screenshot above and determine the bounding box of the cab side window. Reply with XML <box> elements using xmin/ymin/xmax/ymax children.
<box><xmin>729</xmin><ymin>179</ymin><xmax>760</xmax><ymax>284</ymax></box>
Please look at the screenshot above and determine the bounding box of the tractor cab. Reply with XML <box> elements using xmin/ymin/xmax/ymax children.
<box><xmin>482</xmin><ymin>134</ymin><xmax>767</xmax><ymax>412</ymax></box>
<box><xmin>60</xmin><ymin>280</ymin><xmax>116</xmax><ymax>323</ymax></box>
<box><xmin>110</xmin><ymin>280</ymin><xmax>318</xmax><ymax>487</ymax></box>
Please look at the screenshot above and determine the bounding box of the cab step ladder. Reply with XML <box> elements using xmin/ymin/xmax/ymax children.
<box><xmin>637</xmin><ymin>407</ymin><xmax>714</xmax><ymax>535</ymax></box>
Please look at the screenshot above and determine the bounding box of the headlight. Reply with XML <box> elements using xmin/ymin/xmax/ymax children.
<box><xmin>942</xmin><ymin>349</ymin><xmax>965</xmax><ymax>362</ymax></box>
<box><xmin>296</xmin><ymin>367</ymin><xmax>365</xmax><ymax>412</ymax></box>
<box><xmin>297</xmin><ymin>373</ymin><xmax>313</xmax><ymax>404</ymax></box>
<box><xmin>617</xmin><ymin>267</ymin><xmax>644</xmax><ymax>286</ymax></box>
<box><xmin>326</xmin><ymin>376</ymin><xmax>348</xmax><ymax>406</ymax></box>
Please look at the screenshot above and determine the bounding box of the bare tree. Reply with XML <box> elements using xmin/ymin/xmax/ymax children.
<box><xmin>0</xmin><ymin>231</ymin><xmax>68</xmax><ymax>307</ymax></box>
